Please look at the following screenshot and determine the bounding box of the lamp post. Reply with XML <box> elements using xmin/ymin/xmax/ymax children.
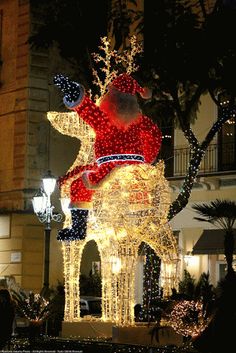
<box><xmin>32</xmin><ymin>170</ymin><xmax>63</xmax><ymax>297</ymax></box>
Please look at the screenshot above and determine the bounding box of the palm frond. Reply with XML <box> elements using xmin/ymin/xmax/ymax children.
<box><xmin>192</xmin><ymin>199</ymin><xmax>236</xmax><ymax>230</ymax></box>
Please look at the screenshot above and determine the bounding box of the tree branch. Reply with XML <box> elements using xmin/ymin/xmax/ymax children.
<box><xmin>168</xmin><ymin>104</ymin><xmax>236</xmax><ymax>220</ymax></box>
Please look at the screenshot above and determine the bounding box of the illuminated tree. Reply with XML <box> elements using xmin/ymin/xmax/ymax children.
<box><xmin>141</xmin><ymin>243</ymin><xmax>162</xmax><ymax>322</ymax></box>
<box><xmin>141</xmin><ymin>1</ymin><xmax>236</xmax><ymax>220</ymax></box>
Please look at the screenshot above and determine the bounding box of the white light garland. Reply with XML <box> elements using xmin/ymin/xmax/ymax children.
<box><xmin>59</xmin><ymin>161</ymin><xmax>179</xmax><ymax>326</ymax></box>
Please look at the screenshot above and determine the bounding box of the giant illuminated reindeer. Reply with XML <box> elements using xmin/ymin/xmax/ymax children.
<box><xmin>48</xmin><ymin>37</ymin><xmax>179</xmax><ymax>326</ymax></box>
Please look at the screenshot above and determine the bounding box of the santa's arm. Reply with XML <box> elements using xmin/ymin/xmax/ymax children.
<box><xmin>53</xmin><ymin>74</ymin><xmax>107</xmax><ymax>129</ymax></box>
<box><xmin>140</xmin><ymin>117</ymin><xmax>162</xmax><ymax>163</ymax></box>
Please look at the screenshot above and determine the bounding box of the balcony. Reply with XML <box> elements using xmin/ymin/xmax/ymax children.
<box><xmin>163</xmin><ymin>142</ymin><xmax>236</xmax><ymax>178</ymax></box>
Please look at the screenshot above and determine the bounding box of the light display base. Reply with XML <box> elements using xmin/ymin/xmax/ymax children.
<box><xmin>61</xmin><ymin>321</ymin><xmax>183</xmax><ymax>346</ymax></box>
<box><xmin>61</xmin><ymin>320</ymin><xmax>113</xmax><ymax>339</ymax></box>
<box><xmin>112</xmin><ymin>324</ymin><xmax>183</xmax><ymax>346</ymax></box>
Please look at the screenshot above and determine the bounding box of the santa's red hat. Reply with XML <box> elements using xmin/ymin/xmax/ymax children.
<box><xmin>111</xmin><ymin>73</ymin><xmax>152</xmax><ymax>99</ymax></box>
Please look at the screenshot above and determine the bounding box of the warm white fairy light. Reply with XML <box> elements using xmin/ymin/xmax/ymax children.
<box><xmin>17</xmin><ymin>293</ymin><xmax>50</xmax><ymax>322</ymax></box>
<box><xmin>168</xmin><ymin>300</ymin><xmax>210</xmax><ymax>337</ymax></box>
<box><xmin>226</xmin><ymin>117</ymin><xmax>236</xmax><ymax>124</ymax></box>
<box><xmin>92</xmin><ymin>35</ymin><xmax>142</xmax><ymax>104</ymax></box>
<box><xmin>48</xmin><ymin>36</ymin><xmax>180</xmax><ymax>327</ymax></box>
<box><xmin>48</xmin><ymin>129</ymin><xmax>180</xmax><ymax>326</ymax></box>
<box><xmin>92</xmin><ymin>36</ymin><xmax>118</xmax><ymax>103</ymax></box>
<box><xmin>47</xmin><ymin>111</ymin><xmax>95</xmax><ymax>204</ymax></box>
<box><xmin>169</xmin><ymin>104</ymin><xmax>236</xmax><ymax>219</ymax></box>
<box><xmin>115</xmin><ymin>35</ymin><xmax>143</xmax><ymax>74</ymax></box>
<box><xmin>59</xmin><ymin>162</ymin><xmax>179</xmax><ymax>326</ymax></box>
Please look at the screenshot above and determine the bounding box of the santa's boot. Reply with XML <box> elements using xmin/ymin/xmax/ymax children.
<box><xmin>57</xmin><ymin>209</ymin><xmax>89</xmax><ymax>241</ymax></box>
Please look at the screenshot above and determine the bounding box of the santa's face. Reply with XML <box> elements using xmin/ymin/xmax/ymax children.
<box><xmin>99</xmin><ymin>87</ymin><xmax>141</xmax><ymax>128</ymax></box>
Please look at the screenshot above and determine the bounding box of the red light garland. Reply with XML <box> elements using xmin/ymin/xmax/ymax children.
<box><xmin>60</xmin><ymin>93</ymin><xmax>162</xmax><ymax>204</ymax></box>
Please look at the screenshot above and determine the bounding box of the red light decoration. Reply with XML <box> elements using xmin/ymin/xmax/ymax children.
<box><xmin>60</xmin><ymin>94</ymin><xmax>162</xmax><ymax>204</ymax></box>
<box><xmin>48</xmin><ymin>38</ymin><xmax>180</xmax><ymax>325</ymax></box>
<box><xmin>111</xmin><ymin>73</ymin><xmax>145</xmax><ymax>95</ymax></box>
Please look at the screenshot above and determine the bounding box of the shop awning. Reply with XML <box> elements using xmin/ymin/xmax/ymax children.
<box><xmin>192</xmin><ymin>229</ymin><xmax>236</xmax><ymax>255</ymax></box>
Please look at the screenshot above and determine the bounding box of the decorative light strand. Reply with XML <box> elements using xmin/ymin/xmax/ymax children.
<box><xmin>168</xmin><ymin>300</ymin><xmax>210</xmax><ymax>338</ymax></box>
<box><xmin>48</xmin><ymin>35</ymin><xmax>180</xmax><ymax>327</ymax></box>
<box><xmin>92</xmin><ymin>35</ymin><xmax>142</xmax><ymax>103</ymax></box>
<box><xmin>61</xmin><ymin>162</ymin><xmax>179</xmax><ymax>325</ymax></box>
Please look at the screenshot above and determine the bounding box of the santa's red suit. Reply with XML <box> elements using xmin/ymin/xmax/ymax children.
<box><xmin>54</xmin><ymin>73</ymin><xmax>163</xmax><ymax>240</ymax></box>
<box><xmin>60</xmin><ymin>74</ymin><xmax>162</xmax><ymax>205</ymax></box>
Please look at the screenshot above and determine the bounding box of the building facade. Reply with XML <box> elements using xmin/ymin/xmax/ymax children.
<box><xmin>169</xmin><ymin>93</ymin><xmax>236</xmax><ymax>286</ymax></box>
<box><xmin>0</xmin><ymin>0</ymin><xmax>76</xmax><ymax>292</ymax></box>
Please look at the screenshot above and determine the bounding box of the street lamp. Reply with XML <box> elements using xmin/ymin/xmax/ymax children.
<box><xmin>32</xmin><ymin>170</ymin><xmax>63</xmax><ymax>297</ymax></box>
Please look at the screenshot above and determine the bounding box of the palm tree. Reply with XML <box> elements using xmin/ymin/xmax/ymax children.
<box><xmin>192</xmin><ymin>199</ymin><xmax>236</xmax><ymax>353</ymax></box>
<box><xmin>192</xmin><ymin>199</ymin><xmax>236</xmax><ymax>277</ymax></box>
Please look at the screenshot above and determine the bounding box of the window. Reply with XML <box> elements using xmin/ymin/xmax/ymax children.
<box><xmin>216</xmin><ymin>261</ymin><xmax>227</xmax><ymax>282</ymax></box>
<box><xmin>0</xmin><ymin>215</ymin><xmax>10</xmax><ymax>238</ymax></box>
<box><xmin>218</xmin><ymin>118</ymin><xmax>236</xmax><ymax>171</ymax></box>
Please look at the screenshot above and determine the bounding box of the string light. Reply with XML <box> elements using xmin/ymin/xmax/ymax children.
<box><xmin>59</xmin><ymin>162</ymin><xmax>179</xmax><ymax>325</ymax></box>
<box><xmin>47</xmin><ymin>111</ymin><xmax>95</xmax><ymax>205</ymax></box>
<box><xmin>162</xmin><ymin>134</ymin><xmax>172</xmax><ymax>139</ymax></box>
<box><xmin>168</xmin><ymin>300</ymin><xmax>210</xmax><ymax>338</ymax></box>
<box><xmin>57</xmin><ymin>209</ymin><xmax>89</xmax><ymax>241</ymax></box>
<box><xmin>141</xmin><ymin>244</ymin><xmax>162</xmax><ymax>322</ymax></box>
<box><xmin>92</xmin><ymin>35</ymin><xmax>142</xmax><ymax>103</ymax></box>
<box><xmin>48</xmin><ymin>36</ymin><xmax>180</xmax><ymax>327</ymax></box>
<box><xmin>169</xmin><ymin>104</ymin><xmax>236</xmax><ymax>220</ymax></box>
<box><xmin>14</xmin><ymin>292</ymin><xmax>50</xmax><ymax>322</ymax></box>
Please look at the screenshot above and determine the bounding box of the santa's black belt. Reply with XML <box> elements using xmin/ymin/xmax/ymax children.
<box><xmin>96</xmin><ymin>154</ymin><xmax>145</xmax><ymax>166</ymax></box>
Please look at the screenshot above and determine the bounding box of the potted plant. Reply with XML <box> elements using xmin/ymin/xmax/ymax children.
<box><xmin>12</xmin><ymin>290</ymin><xmax>51</xmax><ymax>339</ymax></box>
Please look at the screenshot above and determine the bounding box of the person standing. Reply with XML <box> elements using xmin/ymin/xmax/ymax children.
<box><xmin>0</xmin><ymin>288</ymin><xmax>16</xmax><ymax>349</ymax></box>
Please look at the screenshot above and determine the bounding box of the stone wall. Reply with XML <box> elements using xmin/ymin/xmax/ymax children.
<box><xmin>0</xmin><ymin>0</ymin><xmax>30</xmax><ymax>210</ymax></box>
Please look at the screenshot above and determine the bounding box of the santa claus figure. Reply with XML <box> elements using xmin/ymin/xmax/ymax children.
<box><xmin>54</xmin><ymin>73</ymin><xmax>162</xmax><ymax>241</ymax></box>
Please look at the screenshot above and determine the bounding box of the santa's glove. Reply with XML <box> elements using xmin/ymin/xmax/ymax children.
<box><xmin>53</xmin><ymin>74</ymin><xmax>85</xmax><ymax>108</ymax></box>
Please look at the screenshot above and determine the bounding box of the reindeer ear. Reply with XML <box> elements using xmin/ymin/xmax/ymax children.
<box><xmin>140</xmin><ymin>87</ymin><xmax>152</xmax><ymax>99</ymax></box>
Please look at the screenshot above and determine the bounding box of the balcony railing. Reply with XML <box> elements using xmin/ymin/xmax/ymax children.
<box><xmin>163</xmin><ymin>142</ymin><xmax>236</xmax><ymax>178</ymax></box>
